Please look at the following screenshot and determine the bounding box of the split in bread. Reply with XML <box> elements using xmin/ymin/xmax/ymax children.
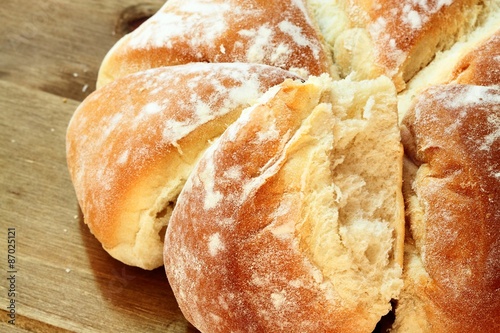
<box><xmin>398</xmin><ymin>18</ymin><xmax>500</xmax><ymax>120</ymax></box>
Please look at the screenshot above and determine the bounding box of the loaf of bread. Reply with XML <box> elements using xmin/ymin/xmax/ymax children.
<box><xmin>164</xmin><ymin>75</ymin><xmax>404</xmax><ymax>333</ymax></box>
<box><xmin>66</xmin><ymin>63</ymin><xmax>300</xmax><ymax>269</ymax></box>
<box><xmin>65</xmin><ymin>0</ymin><xmax>500</xmax><ymax>331</ymax></box>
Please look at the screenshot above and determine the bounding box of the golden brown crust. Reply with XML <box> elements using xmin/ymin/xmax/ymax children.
<box><xmin>397</xmin><ymin>84</ymin><xmax>500</xmax><ymax>332</ymax></box>
<box><xmin>66</xmin><ymin>63</ymin><xmax>300</xmax><ymax>269</ymax></box>
<box><xmin>97</xmin><ymin>0</ymin><xmax>333</xmax><ymax>87</ymax></box>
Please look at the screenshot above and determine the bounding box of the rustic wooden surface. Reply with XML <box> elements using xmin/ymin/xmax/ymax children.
<box><xmin>0</xmin><ymin>1</ymin><xmax>199</xmax><ymax>332</ymax></box>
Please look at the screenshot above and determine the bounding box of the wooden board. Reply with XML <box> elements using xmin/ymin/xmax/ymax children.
<box><xmin>0</xmin><ymin>1</ymin><xmax>199</xmax><ymax>331</ymax></box>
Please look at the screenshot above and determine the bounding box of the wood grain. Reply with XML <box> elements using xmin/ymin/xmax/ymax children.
<box><xmin>0</xmin><ymin>0</ymin><xmax>164</xmax><ymax>102</ymax></box>
<box><xmin>0</xmin><ymin>1</ymin><xmax>199</xmax><ymax>332</ymax></box>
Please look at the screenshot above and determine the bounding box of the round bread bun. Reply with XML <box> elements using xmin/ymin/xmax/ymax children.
<box><xmin>164</xmin><ymin>75</ymin><xmax>405</xmax><ymax>333</ymax></box>
<box><xmin>66</xmin><ymin>63</ymin><xmax>301</xmax><ymax>270</ymax></box>
<box><xmin>96</xmin><ymin>0</ymin><xmax>334</xmax><ymax>88</ymax></box>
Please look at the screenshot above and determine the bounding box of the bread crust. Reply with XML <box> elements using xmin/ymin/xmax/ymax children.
<box><xmin>396</xmin><ymin>84</ymin><xmax>500</xmax><ymax>332</ymax></box>
<box><xmin>97</xmin><ymin>0</ymin><xmax>333</xmax><ymax>87</ymax></box>
<box><xmin>66</xmin><ymin>63</ymin><xmax>300</xmax><ymax>269</ymax></box>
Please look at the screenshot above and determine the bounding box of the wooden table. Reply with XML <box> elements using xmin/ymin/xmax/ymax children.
<box><xmin>0</xmin><ymin>1</ymin><xmax>198</xmax><ymax>331</ymax></box>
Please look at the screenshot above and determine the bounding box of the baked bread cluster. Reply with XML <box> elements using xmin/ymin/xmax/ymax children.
<box><xmin>66</xmin><ymin>0</ymin><xmax>499</xmax><ymax>332</ymax></box>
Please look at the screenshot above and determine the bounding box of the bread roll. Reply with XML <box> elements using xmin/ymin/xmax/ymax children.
<box><xmin>164</xmin><ymin>75</ymin><xmax>404</xmax><ymax>332</ymax></box>
<box><xmin>66</xmin><ymin>63</ymin><xmax>301</xmax><ymax>269</ymax></box>
<box><xmin>97</xmin><ymin>0</ymin><xmax>334</xmax><ymax>88</ymax></box>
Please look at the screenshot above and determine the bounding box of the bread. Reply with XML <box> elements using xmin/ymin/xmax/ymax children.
<box><xmin>393</xmin><ymin>31</ymin><xmax>500</xmax><ymax>332</ymax></box>
<box><xmin>164</xmin><ymin>75</ymin><xmax>405</xmax><ymax>333</ymax></box>
<box><xmin>96</xmin><ymin>0</ymin><xmax>334</xmax><ymax>88</ymax></box>
<box><xmin>395</xmin><ymin>84</ymin><xmax>500</xmax><ymax>332</ymax></box>
<box><xmin>65</xmin><ymin>0</ymin><xmax>500</xmax><ymax>330</ymax></box>
<box><xmin>66</xmin><ymin>63</ymin><xmax>301</xmax><ymax>269</ymax></box>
